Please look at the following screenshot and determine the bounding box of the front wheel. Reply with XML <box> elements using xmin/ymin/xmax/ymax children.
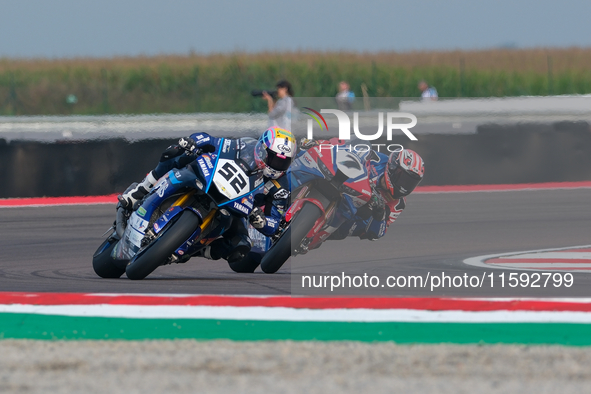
<box><xmin>260</xmin><ymin>203</ymin><xmax>323</xmax><ymax>274</ymax></box>
<box><xmin>92</xmin><ymin>235</ymin><xmax>126</xmax><ymax>278</ymax></box>
<box><xmin>125</xmin><ymin>210</ymin><xmax>200</xmax><ymax>280</ymax></box>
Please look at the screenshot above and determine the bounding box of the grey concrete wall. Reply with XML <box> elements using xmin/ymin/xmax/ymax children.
<box><xmin>396</xmin><ymin>121</ymin><xmax>591</xmax><ymax>186</ymax></box>
<box><xmin>1</xmin><ymin>121</ymin><xmax>590</xmax><ymax>198</ymax></box>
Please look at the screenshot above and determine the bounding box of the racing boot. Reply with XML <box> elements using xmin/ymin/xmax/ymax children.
<box><xmin>193</xmin><ymin>210</ymin><xmax>234</xmax><ymax>261</ymax></box>
<box><xmin>118</xmin><ymin>171</ymin><xmax>158</xmax><ymax>211</ymax></box>
<box><xmin>225</xmin><ymin>236</ymin><xmax>251</xmax><ymax>264</ymax></box>
<box><xmin>194</xmin><ymin>239</ymin><xmax>226</xmax><ymax>261</ymax></box>
<box><xmin>195</xmin><ymin>236</ymin><xmax>251</xmax><ymax>264</ymax></box>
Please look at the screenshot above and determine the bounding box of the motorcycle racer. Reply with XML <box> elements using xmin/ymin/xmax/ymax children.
<box><xmin>299</xmin><ymin>138</ymin><xmax>424</xmax><ymax>241</ymax></box>
<box><xmin>227</xmin><ymin>173</ymin><xmax>291</xmax><ymax>273</ymax></box>
<box><xmin>334</xmin><ymin>147</ymin><xmax>424</xmax><ymax>240</ymax></box>
<box><xmin>118</xmin><ymin>127</ymin><xmax>296</xmax><ymax>264</ymax></box>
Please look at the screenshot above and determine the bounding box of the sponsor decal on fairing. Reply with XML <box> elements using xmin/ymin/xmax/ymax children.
<box><xmin>222</xmin><ymin>139</ymin><xmax>232</xmax><ymax>153</ymax></box>
<box><xmin>232</xmin><ymin>202</ymin><xmax>249</xmax><ymax>214</ymax></box>
<box><xmin>241</xmin><ymin>197</ymin><xmax>254</xmax><ymax>209</ymax></box>
<box><xmin>198</xmin><ymin>158</ymin><xmax>210</xmax><ymax>177</ymax></box>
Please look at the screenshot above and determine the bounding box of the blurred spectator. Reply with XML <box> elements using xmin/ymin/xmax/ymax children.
<box><xmin>418</xmin><ymin>81</ymin><xmax>438</xmax><ymax>101</ymax></box>
<box><xmin>335</xmin><ymin>81</ymin><xmax>355</xmax><ymax>110</ymax></box>
<box><xmin>262</xmin><ymin>80</ymin><xmax>295</xmax><ymax>130</ymax></box>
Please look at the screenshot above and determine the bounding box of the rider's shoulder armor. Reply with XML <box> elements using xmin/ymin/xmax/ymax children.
<box><xmin>189</xmin><ymin>132</ymin><xmax>221</xmax><ymax>152</ymax></box>
<box><xmin>368</xmin><ymin>151</ymin><xmax>389</xmax><ymax>183</ymax></box>
<box><xmin>189</xmin><ymin>132</ymin><xmax>212</xmax><ymax>143</ymax></box>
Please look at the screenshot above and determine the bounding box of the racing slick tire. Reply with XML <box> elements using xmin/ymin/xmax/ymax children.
<box><xmin>92</xmin><ymin>235</ymin><xmax>126</xmax><ymax>278</ymax></box>
<box><xmin>260</xmin><ymin>203</ymin><xmax>323</xmax><ymax>274</ymax></box>
<box><xmin>229</xmin><ymin>251</ymin><xmax>262</xmax><ymax>273</ymax></box>
<box><xmin>125</xmin><ymin>210</ymin><xmax>200</xmax><ymax>280</ymax></box>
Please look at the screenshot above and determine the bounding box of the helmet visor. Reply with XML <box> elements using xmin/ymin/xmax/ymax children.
<box><xmin>266</xmin><ymin>148</ymin><xmax>292</xmax><ymax>171</ymax></box>
<box><xmin>388</xmin><ymin>166</ymin><xmax>422</xmax><ymax>198</ymax></box>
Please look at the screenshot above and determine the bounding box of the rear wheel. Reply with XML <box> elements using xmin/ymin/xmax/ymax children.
<box><xmin>125</xmin><ymin>210</ymin><xmax>200</xmax><ymax>280</ymax></box>
<box><xmin>229</xmin><ymin>252</ymin><xmax>262</xmax><ymax>273</ymax></box>
<box><xmin>260</xmin><ymin>203</ymin><xmax>323</xmax><ymax>274</ymax></box>
<box><xmin>92</xmin><ymin>235</ymin><xmax>126</xmax><ymax>278</ymax></box>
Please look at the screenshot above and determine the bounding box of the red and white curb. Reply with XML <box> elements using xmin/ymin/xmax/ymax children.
<box><xmin>464</xmin><ymin>245</ymin><xmax>591</xmax><ymax>272</ymax></box>
<box><xmin>2</xmin><ymin>292</ymin><xmax>591</xmax><ymax>323</ymax></box>
<box><xmin>0</xmin><ymin>195</ymin><xmax>117</xmax><ymax>208</ymax></box>
<box><xmin>1</xmin><ymin>181</ymin><xmax>590</xmax><ymax>208</ymax></box>
<box><xmin>414</xmin><ymin>181</ymin><xmax>591</xmax><ymax>194</ymax></box>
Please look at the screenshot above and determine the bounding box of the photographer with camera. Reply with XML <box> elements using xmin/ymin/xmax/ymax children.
<box><xmin>260</xmin><ymin>80</ymin><xmax>294</xmax><ymax>130</ymax></box>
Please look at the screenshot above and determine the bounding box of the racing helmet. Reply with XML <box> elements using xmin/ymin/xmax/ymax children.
<box><xmin>384</xmin><ymin>149</ymin><xmax>425</xmax><ymax>198</ymax></box>
<box><xmin>254</xmin><ymin>127</ymin><xmax>297</xmax><ymax>179</ymax></box>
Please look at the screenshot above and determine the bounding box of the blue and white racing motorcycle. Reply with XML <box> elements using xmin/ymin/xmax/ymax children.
<box><xmin>92</xmin><ymin>137</ymin><xmax>265</xmax><ymax>280</ymax></box>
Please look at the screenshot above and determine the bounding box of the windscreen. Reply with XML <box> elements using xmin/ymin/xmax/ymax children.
<box><xmin>236</xmin><ymin>137</ymin><xmax>260</xmax><ymax>173</ymax></box>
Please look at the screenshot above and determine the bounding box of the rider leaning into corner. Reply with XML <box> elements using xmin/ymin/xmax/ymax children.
<box><xmin>118</xmin><ymin>126</ymin><xmax>296</xmax><ymax>266</ymax></box>
<box><xmin>300</xmin><ymin>138</ymin><xmax>425</xmax><ymax>242</ymax></box>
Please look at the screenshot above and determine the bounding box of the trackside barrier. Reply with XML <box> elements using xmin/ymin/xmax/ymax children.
<box><xmin>1</xmin><ymin>122</ymin><xmax>590</xmax><ymax>198</ymax></box>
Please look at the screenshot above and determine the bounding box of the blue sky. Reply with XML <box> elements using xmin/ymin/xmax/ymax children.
<box><xmin>1</xmin><ymin>0</ymin><xmax>589</xmax><ymax>58</ymax></box>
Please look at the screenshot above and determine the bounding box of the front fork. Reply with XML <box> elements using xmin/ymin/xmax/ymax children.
<box><xmin>142</xmin><ymin>190</ymin><xmax>225</xmax><ymax>265</ymax></box>
<box><xmin>169</xmin><ymin>207</ymin><xmax>220</xmax><ymax>264</ymax></box>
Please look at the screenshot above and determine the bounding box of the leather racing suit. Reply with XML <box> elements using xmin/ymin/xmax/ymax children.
<box><xmin>329</xmin><ymin>149</ymin><xmax>405</xmax><ymax>241</ymax></box>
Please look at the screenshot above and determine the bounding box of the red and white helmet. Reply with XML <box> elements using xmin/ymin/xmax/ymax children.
<box><xmin>384</xmin><ymin>149</ymin><xmax>425</xmax><ymax>198</ymax></box>
<box><xmin>254</xmin><ymin>127</ymin><xmax>297</xmax><ymax>179</ymax></box>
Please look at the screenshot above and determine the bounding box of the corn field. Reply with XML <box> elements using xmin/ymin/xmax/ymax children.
<box><xmin>1</xmin><ymin>48</ymin><xmax>590</xmax><ymax>115</ymax></box>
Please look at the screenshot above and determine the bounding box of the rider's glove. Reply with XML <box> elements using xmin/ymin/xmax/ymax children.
<box><xmin>178</xmin><ymin>137</ymin><xmax>197</xmax><ymax>153</ymax></box>
<box><xmin>356</xmin><ymin>189</ymin><xmax>386</xmax><ymax>221</ymax></box>
<box><xmin>249</xmin><ymin>207</ymin><xmax>267</xmax><ymax>229</ymax></box>
<box><xmin>300</xmin><ymin>138</ymin><xmax>319</xmax><ymax>150</ymax></box>
<box><xmin>368</xmin><ymin>192</ymin><xmax>387</xmax><ymax>221</ymax></box>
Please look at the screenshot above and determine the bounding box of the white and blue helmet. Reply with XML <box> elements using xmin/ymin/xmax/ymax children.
<box><xmin>254</xmin><ymin>127</ymin><xmax>297</xmax><ymax>179</ymax></box>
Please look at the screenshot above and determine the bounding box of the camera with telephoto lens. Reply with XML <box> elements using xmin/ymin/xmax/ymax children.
<box><xmin>251</xmin><ymin>89</ymin><xmax>277</xmax><ymax>97</ymax></box>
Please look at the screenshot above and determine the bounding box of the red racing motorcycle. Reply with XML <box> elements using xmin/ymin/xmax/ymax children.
<box><xmin>259</xmin><ymin>140</ymin><xmax>373</xmax><ymax>273</ymax></box>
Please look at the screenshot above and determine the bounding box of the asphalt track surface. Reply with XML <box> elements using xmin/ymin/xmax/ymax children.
<box><xmin>0</xmin><ymin>188</ymin><xmax>590</xmax><ymax>297</ymax></box>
